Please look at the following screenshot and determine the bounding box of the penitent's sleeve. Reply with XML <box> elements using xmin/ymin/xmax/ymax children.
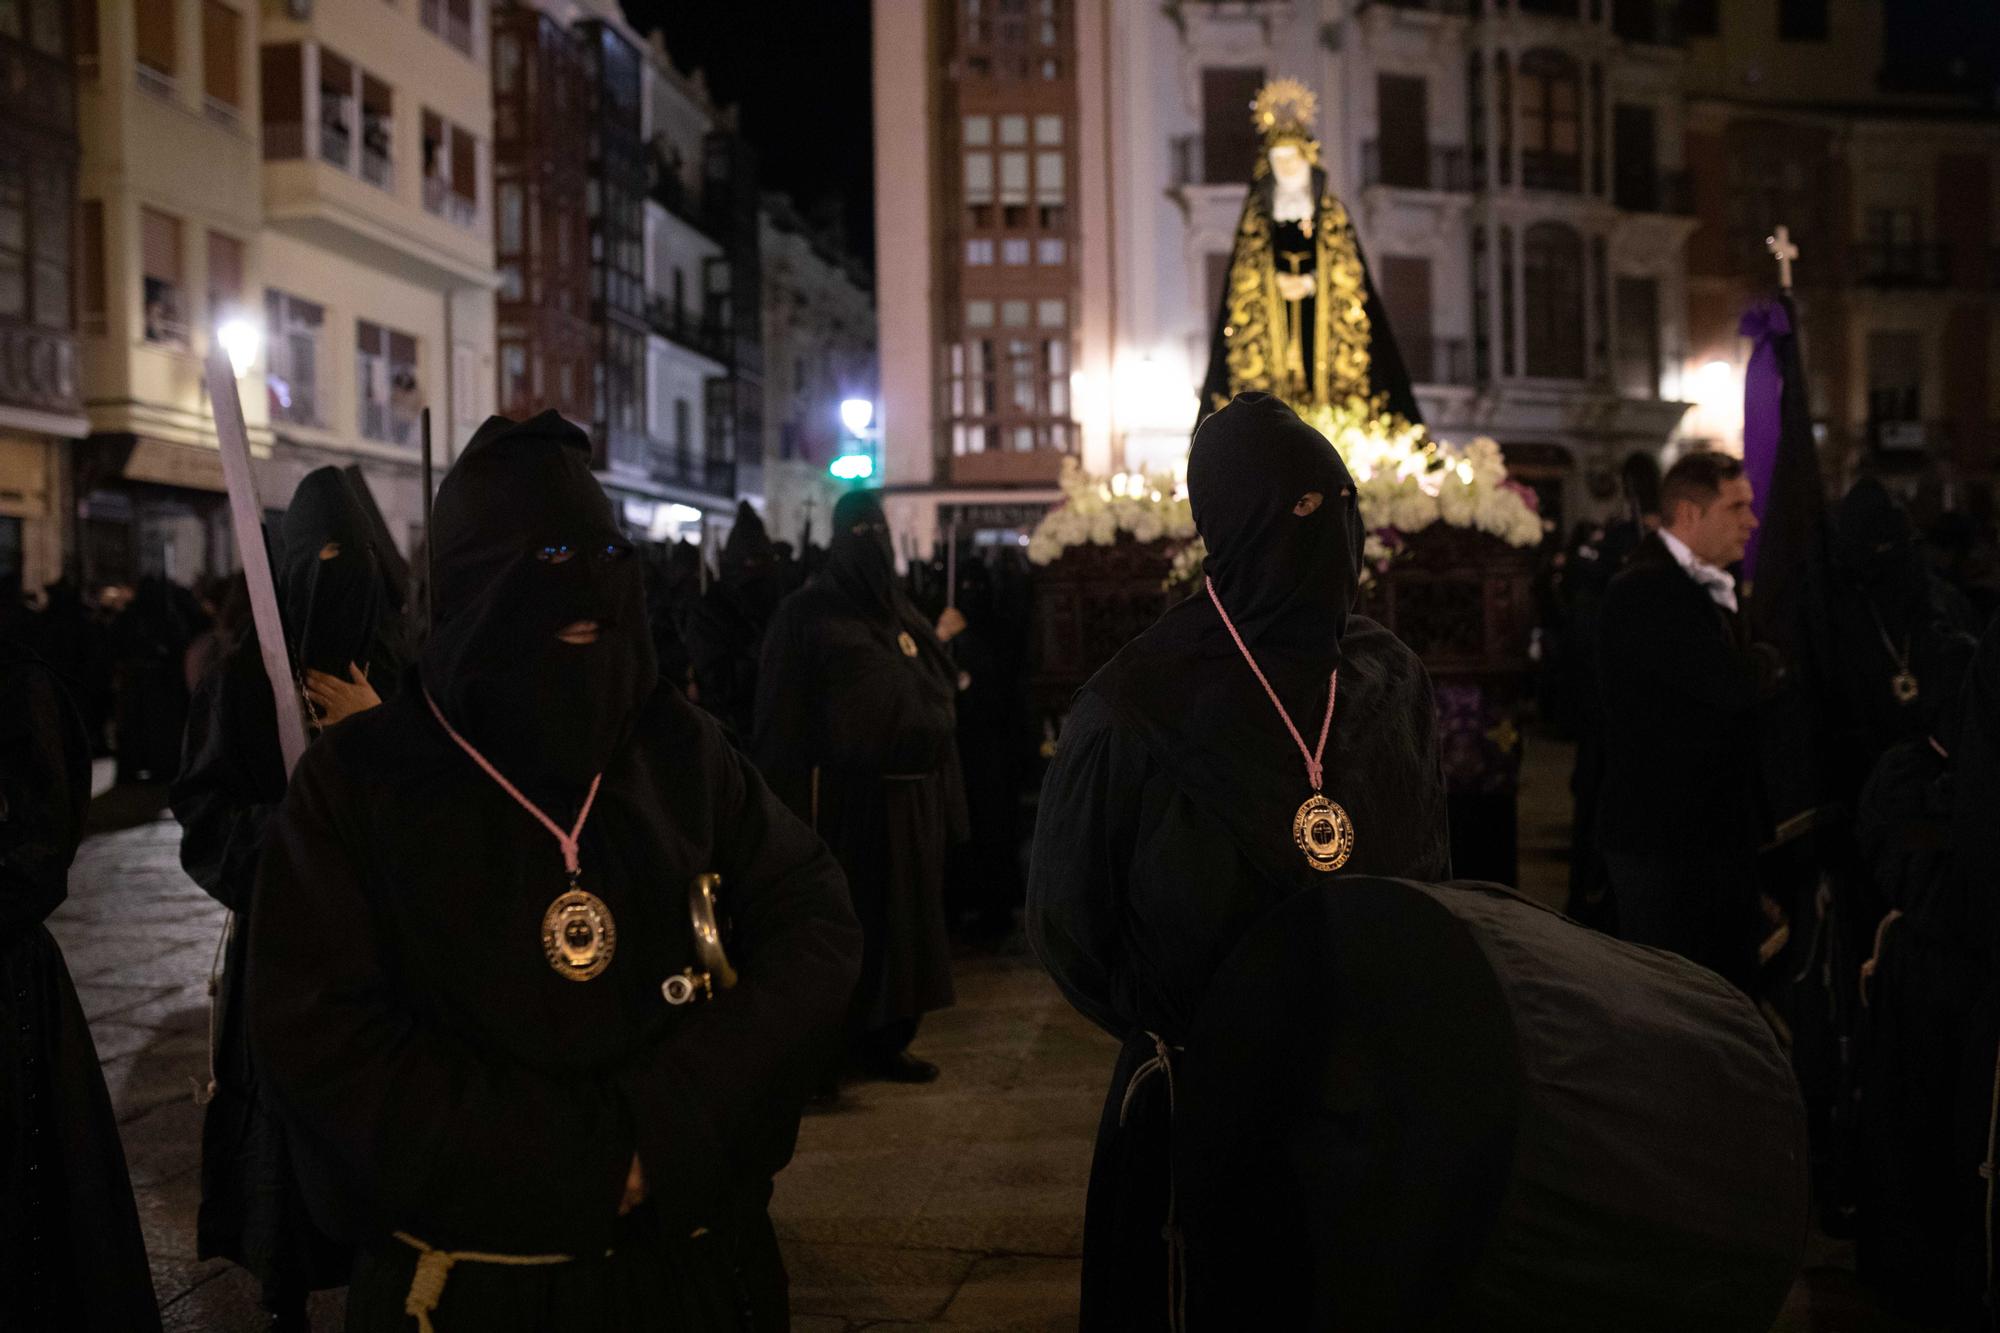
<box><xmin>169</xmin><ymin>657</ymin><xmax>284</xmax><ymax>914</ymax></box>
<box><xmin>750</xmin><ymin>598</ymin><xmax>818</xmax><ymax>821</ymax></box>
<box><xmin>1026</xmin><ymin>691</ymin><xmax>1140</xmax><ymax>1040</ymax></box>
<box><xmin>614</xmin><ymin>725</ymin><xmax>860</xmax><ymax>1225</ymax></box>
<box><xmin>246</xmin><ymin>743</ymin><xmax>636</xmax><ymax>1253</ymax></box>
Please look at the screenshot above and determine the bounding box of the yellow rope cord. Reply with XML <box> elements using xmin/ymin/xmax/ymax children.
<box><xmin>392</xmin><ymin>1231</ymin><xmax>577</xmax><ymax>1333</ymax></box>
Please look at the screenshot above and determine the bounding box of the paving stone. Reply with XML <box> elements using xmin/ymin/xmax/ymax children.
<box><xmin>787</xmin><ymin>1241</ymin><xmax>979</xmax><ymax>1323</ymax></box>
<box><xmin>937</xmin><ymin>1254</ymin><xmax>1083</xmax><ymax>1328</ymax></box>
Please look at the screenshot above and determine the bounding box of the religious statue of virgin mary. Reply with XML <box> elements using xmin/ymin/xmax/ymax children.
<box><xmin>1199</xmin><ymin>79</ymin><xmax>1423</xmax><ymax>429</ymax></box>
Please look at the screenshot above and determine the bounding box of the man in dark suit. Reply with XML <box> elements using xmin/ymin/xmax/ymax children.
<box><xmin>1597</xmin><ymin>451</ymin><xmax>1778</xmax><ymax>989</ymax></box>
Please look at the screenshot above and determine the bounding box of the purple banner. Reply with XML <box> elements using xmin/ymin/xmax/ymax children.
<box><xmin>1738</xmin><ymin>299</ymin><xmax>1790</xmax><ymax>581</ymax></box>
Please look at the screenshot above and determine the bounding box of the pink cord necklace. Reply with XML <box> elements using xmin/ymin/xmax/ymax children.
<box><xmin>1205</xmin><ymin>577</ymin><xmax>1355</xmax><ymax>873</ymax></box>
<box><xmin>424</xmin><ymin>690</ymin><xmax>618</xmax><ymax>981</ymax></box>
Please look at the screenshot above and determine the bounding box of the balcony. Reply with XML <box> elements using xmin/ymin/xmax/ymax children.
<box><xmin>645</xmin><ymin>297</ymin><xmax>729</xmax><ymax>364</ymax></box>
<box><xmin>1360</xmin><ymin>141</ymin><xmax>1474</xmax><ymax>192</ymax></box>
<box><xmin>1521</xmin><ymin>149</ymin><xmax>1583</xmax><ymax>194</ymax></box>
<box><xmin>1355</xmin><ymin>0</ymin><xmax>1475</xmax><ymax>14</ymax></box>
<box><xmin>651</xmin><ymin>449</ymin><xmax>737</xmax><ymax>499</ymax></box>
<box><xmin>1409</xmin><ymin>338</ymin><xmax>1476</xmax><ymax>387</ymax></box>
<box><xmin>1852</xmin><ymin>242</ymin><xmax>1951</xmax><ymax>288</ymax></box>
<box><xmin>1613</xmin><ymin>168</ymin><xmax>1692</xmax><ymax>215</ymax></box>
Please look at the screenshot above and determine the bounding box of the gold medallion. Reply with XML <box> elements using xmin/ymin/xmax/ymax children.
<box><xmin>541</xmin><ymin>886</ymin><xmax>616</xmax><ymax>981</ymax></box>
<box><xmin>898</xmin><ymin>631</ymin><xmax>919</xmax><ymax>658</ymax></box>
<box><xmin>1293</xmin><ymin>794</ymin><xmax>1354</xmax><ymax>873</ymax></box>
<box><xmin>1891</xmin><ymin>670</ymin><xmax>1920</xmax><ymax>705</ymax></box>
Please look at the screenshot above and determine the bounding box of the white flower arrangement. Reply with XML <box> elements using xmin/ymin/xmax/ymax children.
<box><xmin>1027</xmin><ymin>397</ymin><xmax>1547</xmax><ymax>584</ymax></box>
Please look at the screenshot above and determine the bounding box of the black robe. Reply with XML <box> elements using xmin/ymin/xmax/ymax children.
<box><xmin>248</xmin><ymin>679</ymin><xmax>859</xmax><ymax>1330</ymax></box>
<box><xmin>0</xmin><ymin>640</ymin><xmax>160</xmax><ymax>1331</ymax></box>
<box><xmin>1029</xmin><ymin>393</ymin><xmax>1450</xmax><ymax>1328</ymax></box>
<box><xmin>753</xmin><ymin>578</ymin><xmax>963</xmax><ymax>1040</ymax></box>
<box><xmin>168</xmin><ymin>464</ymin><xmax>397</xmax><ymax>1301</ymax></box>
<box><xmin>684</xmin><ymin>585</ymin><xmax>770</xmax><ymax>746</ymax></box>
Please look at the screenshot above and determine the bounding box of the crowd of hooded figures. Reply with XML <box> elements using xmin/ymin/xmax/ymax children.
<box><xmin>0</xmin><ymin>393</ymin><xmax>1994</xmax><ymax>1331</ymax></box>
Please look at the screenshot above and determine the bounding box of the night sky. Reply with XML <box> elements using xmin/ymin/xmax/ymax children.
<box><xmin>620</xmin><ymin>0</ymin><xmax>877</xmax><ymax>273</ymax></box>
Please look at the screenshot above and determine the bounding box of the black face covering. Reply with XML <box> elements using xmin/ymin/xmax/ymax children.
<box><xmin>720</xmin><ymin>500</ymin><xmax>780</xmax><ymax>620</ymax></box>
<box><xmin>1189</xmin><ymin>392</ymin><xmax>1363</xmax><ymax>662</ymax></box>
<box><xmin>419</xmin><ymin>412</ymin><xmax>658</xmax><ymax>786</ymax></box>
<box><xmin>280</xmin><ymin>468</ymin><xmax>384</xmax><ymax>680</ymax></box>
<box><xmin>1836</xmin><ymin>477</ymin><xmax>1930</xmax><ymax>620</ymax></box>
<box><xmin>827</xmin><ymin>490</ymin><xmax>899</xmax><ymax>622</ymax></box>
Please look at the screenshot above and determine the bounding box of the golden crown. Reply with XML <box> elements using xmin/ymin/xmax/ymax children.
<box><xmin>1252</xmin><ymin>78</ymin><xmax>1319</xmax><ymax>148</ymax></box>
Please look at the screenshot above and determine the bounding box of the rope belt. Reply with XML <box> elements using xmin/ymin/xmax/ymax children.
<box><xmin>392</xmin><ymin>1231</ymin><xmax>597</xmax><ymax>1333</ymax></box>
<box><xmin>1120</xmin><ymin>1031</ymin><xmax>1187</xmax><ymax>1333</ymax></box>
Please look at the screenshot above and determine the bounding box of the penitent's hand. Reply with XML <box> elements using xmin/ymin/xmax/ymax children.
<box><xmin>618</xmin><ymin>1153</ymin><xmax>648</xmax><ymax>1215</ymax></box>
<box><xmin>301</xmin><ymin>664</ymin><xmax>382</xmax><ymax>729</ymax></box>
<box><xmin>935</xmin><ymin>607</ymin><xmax>968</xmax><ymax>644</ymax></box>
<box><xmin>1276</xmin><ymin>272</ymin><xmax>1314</xmax><ymax>302</ymax></box>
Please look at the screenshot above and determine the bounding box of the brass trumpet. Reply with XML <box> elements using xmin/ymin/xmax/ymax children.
<box><xmin>662</xmin><ymin>872</ymin><xmax>738</xmax><ymax>1006</ymax></box>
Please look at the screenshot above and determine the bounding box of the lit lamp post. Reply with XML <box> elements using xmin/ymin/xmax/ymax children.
<box><xmin>830</xmin><ymin>397</ymin><xmax>877</xmax><ymax>483</ymax></box>
<box><xmin>215</xmin><ymin>316</ymin><xmax>262</xmax><ymax>379</ymax></box>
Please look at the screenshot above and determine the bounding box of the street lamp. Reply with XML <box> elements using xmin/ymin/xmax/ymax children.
<box><xmin>839</xmin><ymin>397</ymin><xmax>874</xmax><ymax>436</ymax></box>
<box><xmin>215</xmin><ymin>317</ymin><xmax>261</xmax><ymax>378</ymax></box>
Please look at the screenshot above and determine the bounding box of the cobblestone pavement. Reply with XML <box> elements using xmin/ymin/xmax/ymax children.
<box><xmin>49</xmin><ymin>752</ymin><xmax>1915</xmax><ymax>1330</ymax></box>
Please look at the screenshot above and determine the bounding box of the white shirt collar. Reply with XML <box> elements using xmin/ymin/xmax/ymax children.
<box><xmin>1658</xmin><ymin>529</ymin><xmax>1739</xmax><ymax>613</ymax></box>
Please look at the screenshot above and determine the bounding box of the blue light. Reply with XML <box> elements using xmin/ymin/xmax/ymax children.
<box><xmin>829</xmin><ymin>453</ymin><xmax>876</xmax><ymax>481</ymax></box>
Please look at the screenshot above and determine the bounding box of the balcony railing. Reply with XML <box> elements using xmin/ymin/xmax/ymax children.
<box><xmin>1360</xmin><ymin>141</ymin><xmax>1474</xmax><ymax>192</ymax></box>
<box><xmin>1614</xmin><ymin>168</ymin><xmax>1692</xmax><ymax>214</ymax></box>
<box><xmin>651</xmin><ymin>449</ymin><xmax>738</xmax><ymax>499</ymax></box>
<box><xmin>1853</xmin><ymin>242</ymin><xmax>1951</xmax><ymax>288</ymax></box>
<box><xmin>1521</xmin><ymin>149</ymin><xmax>1583</xmax><ymax>194</ymax></box>
<box><xmin>1408</xmin><ymin>337</ymin><xmax>1475</xmax><ymax>386</ymax></box>
<box><xmin>1356</xmin><ymin>0</ymin><xmax>1476</xmax><ymax>14</ymax></box>
<box><xmin>645</xmin><ymin>296</ymin><xmax>729</xmax><ymax>361</ymax></box>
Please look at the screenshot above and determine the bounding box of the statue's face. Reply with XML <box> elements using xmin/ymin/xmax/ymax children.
<box><xmin>1267</xmin><ymin>143</ymin><xmax>1311</xmax><ymax>191</ymax></box>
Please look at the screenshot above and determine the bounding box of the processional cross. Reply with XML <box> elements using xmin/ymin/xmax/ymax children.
<box><xmin>1766</xmin><ymin>225</ymin><xmax>1799</xmax><ymax>292</ymax></box>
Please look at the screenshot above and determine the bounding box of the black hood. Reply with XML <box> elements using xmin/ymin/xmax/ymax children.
<box><xmin>827</xmin><ymin>489</ymin><xmax>899</xmax><ymax>622</ymax></box>
<box><xmin>721</xmin><ymin>500</ymin><xmax>781</xmax><ymax>619</ymax></box>
<box><xmin>1835</xmin><ymin>477</ymin><xmax>1928</xmax><ymax>610</ymax></box>
<box><xmin>1190</xmin><ymin>392</ymin><xmax>1362</xmax><ymax>663</ymax></box>
<box><xmin>419</xmin><ymin>411</ymin><xmax>657</xmax><ymax>786</ymax></box>
<box><xmin>280</xmin><ymin>467</ymin><xmax>383</xmax><ymax>680</ymax></box>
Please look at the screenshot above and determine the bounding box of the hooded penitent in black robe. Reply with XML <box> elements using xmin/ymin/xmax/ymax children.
<box><xmin>1028</xmin><ymin>394</ymin><xmax>1451</xmax><ymax>1327</ymax></box>
<box><xmin>247</xmin><ymin>413</ymin><xmax>861</xmax><ymax>1331</ymax></box>
<box><xmin>170</xmin><ymin>466</ymin><xmax>394</xmax><ymax>1311</ymax></box>
<box><xmin>112</xmin><ymin>574</ymin><xmax>196</xmax><ymax>782</ymax></box>
<box><xmin>754</xmin><ymin>490</ymin><xmax>964</xmax><ymax>1065</ymax></box>
<box><xmin>685</xmin><ymin>502</ymin><xmax>782</xmax><ymax>745</ymax></box>
<box><xmin>0</xmin><ymin>638</ymin><xmax>161</xmax><ymax>1331</ymax></box>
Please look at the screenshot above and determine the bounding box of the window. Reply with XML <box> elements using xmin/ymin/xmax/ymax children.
<box><xmin>1614</xmin><ymin>276</ymin><xmax>1659</xmax><ymax>399</ymax></box>
<box><xmin>499</xmin><ymin>342</ymin><xmax>529</xmax><ymax>414</ymax></box>
<box><xmin>449</xmin><ymin>124</ymin><xmax>476</xmax><ymax>225</ymax></box>
<box><xmin>141</xmin><ymin>208</ymin><xmax>185</xmax><ymax>345</ymax></box>
<box><xmin>1002</xmin><ymin>237</ymin><xmax>1029</xmax><ymax>265</ymax></box>
<box><xmin>261</xmin><ymin>44</ymin><xmax>304</xmax><ymax>159</ymax></box>
<box><xmin>1519</xmin><ymin>51</ymin><xmax>1581</xmax><ymax>192</ymax></box>
<box><xmin>319</xmin><ymin>49</ymin><xmax>354</xmax><ymax>169</ymax></box>
<box><xmin>1866</xmin><ymin>331</ymin><xmax>1922</xmax><ymax>432</ymax></box>
<box><xmin>266</xmin><ymin>290</ymin><xmax>324</xmax><ymax>426</ymax></box>
<box><xmin>1377</xmin><ymin>256</ymin><xmax>1434</xmax><ymax>382</ymax></box>
<box><xmin>1036</xmin><ymin>237</ymin><xmax>1065</xmax><ymax>265</ymax></box>
<box><xmin>77</xmin><ymin>0</ymin><xmax>98</xmax><ymax>73</ymax></box>
<box><xmin>422</xmin><ymin>0</ymin><xmax>474</xmax><ymax>55</ymax></box>
<box><xmin>78</xmin><ymin>200</ymin><xmax>105</xmax><ymax>335</ymax></box>
<box><xmin>136</xmin><ymin>0</ymin><xmax>174</xmax><ymax>94</ymax></box>
<box><xmin>1611</xmin><ymin>104</ymin><xmax>1658</xmax><ymax>210</ymax></box>
<box><xmin>206</xmin><ymin>231</ymin><xmax>244</xmax><ymax>321</ymax></box>
<box><xmin>1375</xmin><ymin>75</ymin><xmax>1431</xmax><ymax>189</ymax></box>
<box><xmin>1683</xmin><ymin>0</ymin><xmax>1719</xmax><ymax>36</ymax></box>
<box><xmin>1201</xmin><ymin>67</ymin><xmax>1265</xmax><ymax>185</ymax></box>
<box><xmin>360</xmin><ymin>74</ymin><xmax>393</xmax><ymax>190</ymax></box>
<box><xmin>421</xmin><ymin>112</ymin><xmax>478</xmax><ymax>225</ymax></box>
<box><xmin>673</xmin><ymin>398</ymin><xmax>690</xmax><ymax>458</ymax></box>
<box><xmin>26</xmin><ymin>166</ymin><xmax>66</xmax><ymax>330</ymax></box>
<box><xmin>1779</xmin><ymin>0</ymin><xmax>1828</xmax><ymax>41</ymax></box>
<box><xmin>0</xmin><ymin>162</ymin><xmax>22</xmax><ymax>320</ymax></box>
<box><xmin>966</xmin><ymin>238</ymin><xmax>995</xmax><ymax>265</ymax></box>
<box><xmin>452</xmin><ymin>342</ymin><xmax>477</xmax><ymax>435</ymax></box>
<box><xmin>202</xmin><ymin>1</ymin><xmax>240</xmax><ymax>120</ymax></box>
<box><xmin>357</xmin><ymin>320</ymin><xmax>419</xmax><ymax>445</ymax></box>
<box><xmin>1522</xmin><ymin>222</ymin><xmax>1585</xmax><ymax>378</ymax></box>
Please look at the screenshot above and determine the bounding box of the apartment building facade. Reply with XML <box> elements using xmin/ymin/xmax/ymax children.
<box><xmin>1681</xmin><ymin>0</ymin><xmax>2000</xmax><ymax>500</ymax></box>
<box><xmin>71</xmin><ymin>0</ymin><xmax>496</xmax><ymax>586</ymax></box>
